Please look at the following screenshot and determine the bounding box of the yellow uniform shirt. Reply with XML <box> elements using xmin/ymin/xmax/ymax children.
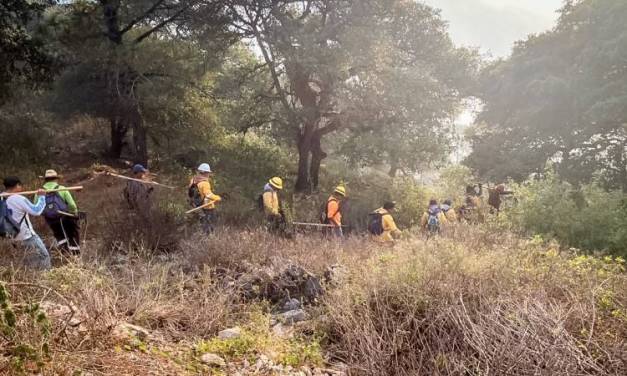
<box><xmin>263</xmin><ymin>188</ymin><xmax>280</xmax><ymax>216</ymax></box>
<box><xmin>373</xmin><ymin>208</ymin><xmax>401</xmax><ymax>243</ymax></box>
<box><xmin>191</xmin><ymin>177</ymin><xmax>221</xmax><ymax>210</ymax></box>
<box><xmin>420</xmin><ymin>210</ymin><xmax>448</xmax><ymax>229</ymax></box>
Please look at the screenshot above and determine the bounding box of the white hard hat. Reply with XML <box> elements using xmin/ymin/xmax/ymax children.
<box><xmin>197</xmin><ymin>163</ymin><xmax>212</xmax><ymax>173</ymax></box>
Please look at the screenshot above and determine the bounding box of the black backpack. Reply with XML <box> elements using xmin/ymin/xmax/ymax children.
<box><xmin>368</xmin><ymin>212</ymin><xmax>385</xmax><ymax>236</ymax></box>
<box><xmin>257</xmin><ymin>194</ymin><xmax>265</xmax><ymax>212</ymax></box>
<box><xmin>188</xmin><ymin>183</ymin><xmax>203</xmax><ymax>208</ymax></box>
<box><xmin>0</xmin><ymin>197</ymin><xmax>21</xmax><ymax>238</ymax></box>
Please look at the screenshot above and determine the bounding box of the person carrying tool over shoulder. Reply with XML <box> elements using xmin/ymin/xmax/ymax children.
<box><xmin>323</xmin><ymin>185</ymin><xmax>346</xmax><ymax>237</ymax></box>
<box><xmin>487</xmin><ymin>184</ymin><xmax>514</xmax><ymax>214</ymax></box>
<box><xmin>189</xmin><ymin>163</ymin><xmax>222</xmax><ymax>234</ymax></box>
<box><xmin>124</xmin><ymin>164</ymin><xmax>154</xmax><ymax>213</ymax></box>
<box><xmin>2</xmin><ymin>176</ymin><xmax>50</xmax><ymax>269</ymax></box>
<box><xmin>262</xmin><ymin>177</ymin><xmax>284</xmax><ymax>233</ymax></box>
<box><xmin>368</xmin><ymin>201</ymin><xmax>402</xmax><ymax>243</ymax></box>
<box><xmin>37</xmin><ymin>169</ymin><xmax>81</xmax><ymax>254</ymax></box>
<box><xmin>420</xmin><ymin>199</ymin><xmax>448</xmax><ymax>235</ymax></box>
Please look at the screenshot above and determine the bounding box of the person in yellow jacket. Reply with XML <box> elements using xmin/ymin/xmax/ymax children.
<box><xmin>369</xmin><ymin>201</ymin><xmax>402</xmax><ymax>243</ymax></box>
<box><xmin>325</xmin><ymin>185</ymin><xmax>346</xmax><ymax>237</ymax></box>
<box><xmin>441</xmin><ymin>199</ymin><xmax>457</xmax><ymax>223</ymax></box>
<box><xmin>420</xmin><ymin>199</ymin><xmax>448</xmax><ymax>234</ymax></box>
<box><xmin>189</xmin><ymin>163</ymin><xmax>222</xmax><ymax>234</ymax></box>
<box><xmin>262</xmin><ymin>177</ymin><xmax>284</xmax><ymax>232</ymax></box>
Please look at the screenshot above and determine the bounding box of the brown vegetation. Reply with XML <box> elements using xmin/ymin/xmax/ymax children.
<box><xmin>1</xmin><ymin>225</ymin><xmax>625</xmax><ymax>375</ymax></box>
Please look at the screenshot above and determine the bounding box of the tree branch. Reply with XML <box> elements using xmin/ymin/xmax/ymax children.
<box><xmin>133</xmin><ymin>4</ymin><xmax>190</xmax><ymax>44</ymax></box>
<box><xmin>120</xmin><ymin>0</ymin><xmax>166</xmax><ymax>35</ymax></box>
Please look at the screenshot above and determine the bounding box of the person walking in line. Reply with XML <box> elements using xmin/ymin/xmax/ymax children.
<box><xmin>420</xmin><ymin>199</ymin><xmax>448</xmax><ymax>235</ymax></box>
<box><xmin>487</xmin><ymin>184</ymin><xmax>514</xmax><ymax>214</ymax></box>
<box><xmin>3</xmin><ymin>176</ymin><xmax>50</xmax><ymax>269</ymax></box>
<box><xmin>38</xmin><ymin>169</ymin><xmax>81</xmax><ymax>254</ymax></box>
<box><xmin>189</xmin><ymin>163</ymin><xmax>222</xmax><ymax>234</ymax></box>
<box><xmin>123</xmin><ymin>164</ymin><xmax>154</xmax><ymax>213</ymax></box>
<box><xmin>368</xmin><ymin>201</ymin><xmax>402</xmax><ymax>244</ymax></box>
<box><xmin>441</xmin><ymin>199</ymin><xmax>458</xmax><ymax>223</ymax></box>
<box><xmin>323</xmin><ymin>185</ymin><xmax>346</xmax><ymax>238</ymax></box>
<box><xmin>262</xmin><ymin>177</ymin><xmax>284</xmax><ymax>233</ymax></box>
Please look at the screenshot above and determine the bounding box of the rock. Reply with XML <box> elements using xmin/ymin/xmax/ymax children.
<box><xmin>111</xmin><ymin>322</ymin><xmax>151</xmax><ymax>345</ymax></box>
<box><xmin>200</xmin><ymin>353</ymin><xmax>226</xmax><ymax>368</ymax></box>
<box><xmin>282</xmin><ymin>298</ymin><xmax>301</xmax><ymax>312</ymax></box>
<box><xmin>304</xmin><ymin>276</ymin><xmax>323</xmax><ymax>301</ymax></box>
<box><xmin>324</xmin><ymin>264</ymin><xmax>348</xmax><ymax>287</ymax></box>
<box><xmin>236</xmin><ymin>259</ymin><xmax>325</xmax><ymax>303</ymax></box>
<box><xmin>40</xmin><ymin>301</ymin><xmax>85</xmax><ymax>328</ymax></box>
<box><xmin>218</xmin><ymin>327</ymin><xmax>242</xmax><ymax>340</ymax></box>
<box><xmin>255</xmin><ymin>354</ymin><xmax>271</xmax><ymax>372</ymax></box>
<box><xmin>280</xmin><ymin>309</ymin><xmax>307</xmax><ymax>324</ymax></box>
<box><xmin>271</xmin><ymin>322</ymin><xmax>294</xmax><ymax>338</ymax></box>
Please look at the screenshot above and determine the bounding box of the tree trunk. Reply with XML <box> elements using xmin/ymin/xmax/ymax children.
<box><xmin>295</xmin><ymin>137</ymin><xmax>312</xmax><ymax>193</ymax></box>
<box><xmin>109</xmin><ymin>117</ymin><xmax>128</xmax><ymax>158</ymax></box>
<box><xmin>310</xmin><ymin>135</ymin><xmax>326</xmax><ymax>190</ymax></box>
<box><xmin>130</xmin><ymin>109</ymin><xmax>148</xmax><ymax>167</ymax></box>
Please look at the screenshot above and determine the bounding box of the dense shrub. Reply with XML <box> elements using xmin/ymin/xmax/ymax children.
<box><xmin>322</xmin><ymin>234</ymin><xmax>627</xmax><ymax>375</ymax></box>
<box><xmin>500</xmin><ymin>173</ymin><xmax>627</xmax><ymax>256</ymax></box>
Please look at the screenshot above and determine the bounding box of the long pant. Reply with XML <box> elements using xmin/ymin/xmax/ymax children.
<box><xmin>21</xmin><ymin>234</ymin><xmax>51</xmax><ymax>270</ymax></box>
<box><xmin>46</xmin><ymin>216</ymin><xmax>80</xmax><ymax>254</ymax></box>
<box><xmin>200</xmin><ymin>209</ymin><xmax>216</xmax><ymax>234</ymax></box>
<box><xmin>325</xmin><ymin>225</ymin><xmax>343</xmax><ymax>238</ymax></box>
<box><xmin>266</xmin><ymin>215</ymin><xmax>283</xmax><ymax>234</ymax></box>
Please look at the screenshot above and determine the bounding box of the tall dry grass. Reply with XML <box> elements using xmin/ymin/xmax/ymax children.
<box><xmin>0</xmin><ymin>224</ymin><xmax>625</xmax><ymax>375</ymax></box>
<box><xmin>321</xmin><ymin>229</ymin><xmax>627</xmax><ymax>375</ymax></box>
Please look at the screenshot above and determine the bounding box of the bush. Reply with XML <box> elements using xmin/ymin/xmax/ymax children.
<box><xmin>0</xmin><ymin>110</ymin><xmax>52</xmax><ymax>176</ymax></box>
<box><xmin>321</xmin><ymin>234</ymin><xmax>627</xmax><ymax>375</ymax></box>
<box><xmin>500</xmin><ymin>172</ymin><xmax>627</xmax><ymax>256</ymax></box>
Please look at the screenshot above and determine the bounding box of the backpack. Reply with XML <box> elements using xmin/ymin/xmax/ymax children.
<box><xmin>427</xmin><ymin>209</ymin><xmax>441</xmax><ymax>234</ymax></box>
<box><xmin>368</xmin><ymin>212</ymin><xmax>385</xmax><ymax>236</ymax></box>
<box><xmin>0</xmin><ymin>197</ymin><xmax>22</xmax><ymax>238</ymax></box>
<box><xmin>257</xmin><ymin>194</ymin><xmax>265</xmax><ymax>212</ymax></box>
<box><xmin>43</xmin><ymin>185</ymin><xmax>69</xmax><ymax>220</ymax></box>
<box><xmin>188</xmin><ymin>183</ymin><xmax>203</xmax><ymax>208</ymax></box>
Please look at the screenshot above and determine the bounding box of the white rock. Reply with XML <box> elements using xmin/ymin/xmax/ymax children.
<box><xmin>111</xmin><ymin>322</ymin><xmax>151</xmax><ymax>344</ymax></box>
<box><xmin>280</xmin><ymin>309</ymin><xmax>307</xmax><ymax>324</ymax></box>
<box><xmin>200</xmin><ymin>353</ymin><xmax>226</xmax><ymax>368</ymax></box>
<box><xmin>272</xmin><ymin>322</ymin><xmax>294</xmax><ymax>339</ymax></box>
<box><xmin>218</xmin><ymin>326</ymin><xmax>242</xmax><ymax>340</ymax></box>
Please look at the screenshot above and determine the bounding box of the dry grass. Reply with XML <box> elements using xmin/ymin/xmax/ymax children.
<box><xmin>0</xmin><ymin>225</ymin><xmax>625</xmax><ymax>375</ymax></box>
<box><xmin>321</xmin><ymin>230</ymin><xmax>627</xmax><ymax>375</ymax></box>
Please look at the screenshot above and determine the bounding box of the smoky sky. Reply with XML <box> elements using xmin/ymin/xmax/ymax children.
<box><xmin>426</xmin><ymin>0</ymin><xmax>564</xmax><ymax>57</ymax></box>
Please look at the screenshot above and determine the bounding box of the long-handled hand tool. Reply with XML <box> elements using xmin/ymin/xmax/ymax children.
<box><xmin>0</xmin><ymin>186</ymin><xmax>84</xmax><ymax>198</ymax></box>
<box><xmin>91</xmin><ymin>164</ymin><xmax>175</xmax><ymax>189</ymax></box>
<box><xmin>292</xmin><ymin>222</ymin><xmax>348</xmax><ymax>228</ymax></box>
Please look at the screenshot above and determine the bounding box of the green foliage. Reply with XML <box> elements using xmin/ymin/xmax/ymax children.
<box><xmin>435</xmin><ymin>165</ymin><xmax>476</xmax><ymax>204</ymax></box>
<box><xmin>501</xmin><ymin>172</ymin><xmax>627</xmax><ymax>255</ymax></box>
<box><xmin>0</xmin><ymin>107</ymin><xmax>51</xmax><ymax>175</ymax></box>
<box><xmin>0</xmin><ymin>283</ymin><xmax>51</xmax><ymax>374</ymax></box>
<box><xmin>195</xmin><ymin>309</ymin><xmax>323</xmax><ymax>368</ymax></box>
<box><xmin>0</xmin><ymin>0</ymin><xmax>57</xmax><ymax>105</ymax></box>
<box><xmin>467</xmin><ymin>0</ymin><xmax>627</xmax><ymax>190</ymax></box>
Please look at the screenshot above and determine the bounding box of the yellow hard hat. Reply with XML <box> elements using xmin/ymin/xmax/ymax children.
<box><xmin>334</xmin><ymin>185</ymin><xmax>346</xmax><ymax>197</ymax></box>
<box><xmin>269</xmin><ymin>177</ymin><xmax>284</xmax><ymax>190</ymax></box>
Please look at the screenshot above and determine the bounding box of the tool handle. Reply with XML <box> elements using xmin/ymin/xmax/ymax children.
<box><xmin>0</xmin><ymin>186</ymin><xmax>84</xmax><ymax>198</ymax></box>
